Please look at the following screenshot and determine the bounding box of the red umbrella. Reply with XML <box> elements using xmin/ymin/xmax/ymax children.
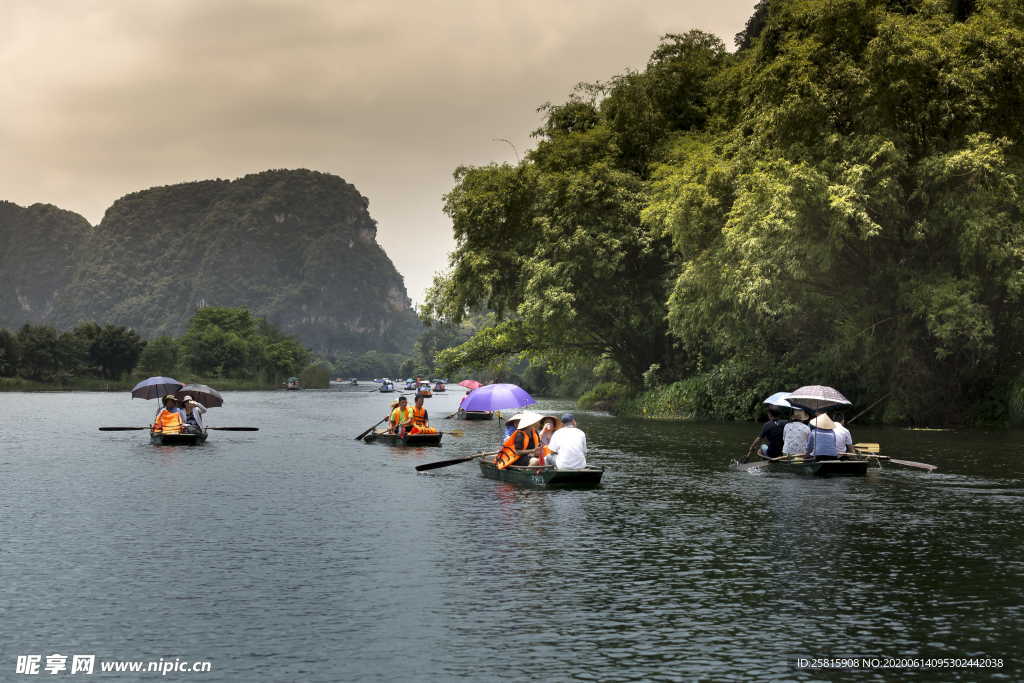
<box><xmin>458</xmin><ymin>380</ymin><xmax>482</xmax><ymax>390</ymax></box>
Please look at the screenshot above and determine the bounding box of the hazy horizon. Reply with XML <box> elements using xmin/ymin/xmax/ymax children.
<box><xmin>2</xmin><ymin>0</ymin><xmax>757</xmax><ymax>304</ymax></box>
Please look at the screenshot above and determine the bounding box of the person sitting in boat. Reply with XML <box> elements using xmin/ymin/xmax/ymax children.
<box><xmin>537</xmin><ymin>416</ymin><xmax>561</xmax><ymax>446</ymax></box>
<box><xmin>495</xmin><ymin>412</ymin><xmax>544</xmax><ymax>470</ymax></box>
<box><xmin>747</xmin><ymin>407</ymin><xmax>787</xmax><ymax>460</ymax></box>
<box><xmin>831</xmin><ymin>411</ymin><xmax>854</xmax><ymax>455</ymax></box>
<box><xmin>152</xmin><ymin>395</ymin><xmax>185</xmax><ymax>435</ymax></box>
<box><xmin>389</xmin><ymin>396</ymin><xmax>415</xmax><ymax>435</ymax></box>
<box><xmin>782</xmin><ymin>408</ymin><xmax>811</xmax><ymax>457</ymax></box>
<box><xmin>181</xmin><ymin>395</ymin><xmax>207</xmax><ymax>434</ymax></box>
<box><xmin>408</xmin><ymin>395</ymin><xmax>438</xmax><ymax>434</ymax></box>
<box><xmin>804</xmin><ymin>413</ymin><xmax>840</xmax><ymax>460</ymax></box>
<box><xmin>543</xmin><ymin>413</ymin><xmax>588</xmax><ymax>470</ymax></box>
<box><xmin>502</xmin><ymin>414</ymin><xmax>521</xmax><ymax>439</ymax></box>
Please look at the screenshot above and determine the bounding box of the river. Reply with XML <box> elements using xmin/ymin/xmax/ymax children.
<box><xmin>1</xmin><ymin>388</ymin><xmax>1021</xmax><ymax>681</ymax></box>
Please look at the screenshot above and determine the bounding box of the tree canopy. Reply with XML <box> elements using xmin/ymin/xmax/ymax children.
<box><xmin>427</xmin><ymin>0</ymin><xmax>1024</xmax><ymax>424</ymax></box>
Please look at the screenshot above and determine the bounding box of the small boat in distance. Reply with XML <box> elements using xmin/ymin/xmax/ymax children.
<box><xmin>755</xmin><ymin>455</ymin><xmax>870</xmax><ymax>477</ymax></box>
<box><xmin>478</xmin><ymin>455</ymin><xmax>603</xmax><ymax>488</ymax></box>
<box><xmin>363</xmin><ymin>430</ymin><xmax>443</xmax><ymax>447</ymax></box>
<box><xmin>433</xmin><ymin>381</ymin><xmax>446</xmax><ymax>393</ymax></box>
<box><xmin>286</xmin><ymin>377</ymin><xmax>301</xmax><ymax>390</ymax></box>
<box><xmin>350</xmin><ymin>378</ymin><xmax>358</xmax><ymax>386</ymax></box>
<box><xmin>457</xmin><ymin>408</ymin><xmax>494</xmax><ymax>420</ymax></box>
<box><xmin>151</xmin><ymin>430</ymin><xmax>208</xmax><ymax>446</ymax></box>
<box><xmin>416</xmin><ymin>381</ymin><xmax>432</xmax><ymax>398</ymax></box>
<box><xmin>379</xmin><ymin>380</ymin><xmax>396</xmax><ymax>393</ymax></box>
<box><xmin>404</xmin><ymin>379</ymin><xmax>417</xmax><ymax>390</ymax></box>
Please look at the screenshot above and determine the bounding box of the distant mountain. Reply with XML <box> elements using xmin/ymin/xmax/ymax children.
<box><xmin>1</xmin><ymin>170</ymin><xmax>421</xmax><ymax>354</ymax></box>
<box><xmin>0</xmin><ymin>201</ymin><xmax>91</xmax><ymax>328</ymax></box>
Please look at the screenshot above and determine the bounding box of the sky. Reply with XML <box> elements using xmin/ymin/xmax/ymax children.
<box><xmin>2</xmin><ymin>0</ymin><xmax>757</xmax><ymax>305</ymax></box>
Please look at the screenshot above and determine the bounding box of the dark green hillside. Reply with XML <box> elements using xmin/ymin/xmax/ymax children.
<box><xmin>0</xmin><ymin>201</ymin><xmax>91</xmax><ymax>328</ymax></box>
<box><xmin>46</xmin><ymin>169</ymin><xmax>420</xmax><ymax>354</ymax></box>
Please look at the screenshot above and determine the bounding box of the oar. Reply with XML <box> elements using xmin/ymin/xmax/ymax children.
<box><xmin>99</xmin><ymin>426</ymin><xmax>148</xmax><ymax>431</ymax></box>
<box><xmin>208</xmin><ymin>427</ymin><xmax>259</xmax><ymax>431</ymax></box>
<box><xmin>355</xmin><ymin>416</ymin><xmax>389</xmax><ymax>441</ymax></box>
<box><xmin>416</xmin><ymin>450</ymin><xmax>499</xmax><ymax>472</ymax></box>
<box><xmin>854</xmin><ymin>445</ymin><xmax>937</xmax><ymax>472</ymax></box>
<box><xmin>446</xmin><ymin>429</ymin><xmax>464</xmax><ymax>437</ymax></box>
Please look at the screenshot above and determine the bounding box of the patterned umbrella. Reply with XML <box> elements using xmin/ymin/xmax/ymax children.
<box><xmin>130</xmin><ymin>376</ymin><xmax>183</xmax><ymax>400</ymax></box>
<box><xmin>458</xmin><ymin>380</ymin><xmax>482</xmax><ymax>390</ymax></box>
<box><xmin>787</xmin><ymin>385</ymin><xmax>851</xmax><ymax>411</ymax></box>
<box><xmin>173</xmin><ymin>383</ymin><xmax>224</xmax><ymax>408</ymax></box>
<box><xmin>460</xmin><ymin>383</ymin><xmax>534</xmax><ymax>412</ymax></box>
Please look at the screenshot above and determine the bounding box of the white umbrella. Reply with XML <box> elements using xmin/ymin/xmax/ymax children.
<box><xmin>763</xmin><ymin>391</ymin><xmax>793</xmax><ymax>408</ymax></box>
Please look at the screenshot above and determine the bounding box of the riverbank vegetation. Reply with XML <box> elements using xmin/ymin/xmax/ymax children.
<box><xmin>0</xmin><ymin>307</ymin><xmax>314</xmax><ymax>391</ymax></box>
<box><xmin>425</xmin><ymin>0</ymin><xmax>1024</xmax><ymax>426</ymax></box>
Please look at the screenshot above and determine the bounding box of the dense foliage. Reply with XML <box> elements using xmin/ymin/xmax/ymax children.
<box><xmin>1</xmin><ymin>170</ymin><xmax>421</xmax><ymax>356</ymax></box>
<box><xmin>427</xmin><ymin>1</ymin><xmax>1024</xmax><ymax>425</ymax></box>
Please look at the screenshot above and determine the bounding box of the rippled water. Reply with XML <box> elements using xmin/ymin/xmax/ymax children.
<box><xmin>1</xmin><ymin>389</ymin><xmax>1021</xmax><ymax>681</ymax></box>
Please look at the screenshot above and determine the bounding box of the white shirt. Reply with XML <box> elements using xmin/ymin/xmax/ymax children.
<box><xmin>547</xmin><ymin>426</ymin><xmax>587</xmax><ymax>469</ymax></box>
<box><xmin>833</xmin><ymin>423</ymin><xmax>853</xmax><ymax>453</ymax></box>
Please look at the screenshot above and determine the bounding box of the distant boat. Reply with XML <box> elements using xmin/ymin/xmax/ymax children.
<box><xmin>379</xmin><ymin>381</ymin><xmax>395</xmax><ymax>393</ymax></box>
<box><xmin>416</xmin><ymin>381</ymin><xmax>432</xmax><ymax>398</ymax></box>
<box><xmin>433</xmin><ymin>381</ymin><xmax>446</xmax><ymax>393</ymax></box>
<box><xmin>350</xmin><ymin>378</ymin><xmax>358</xmax><ymax>386</ymax></box>
<box><xmin>286</xmin><ymin>377</ymin><xmax>301</xmax><ymax>390</ymax></box>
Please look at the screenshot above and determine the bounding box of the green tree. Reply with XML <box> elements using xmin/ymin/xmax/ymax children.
<box><xmin>16</xmin><ymin>324</ymin><xmax>63</xmax><ymax>382</ymax></box>
<box><xmin>137</xmin><ymin>335</ymin><xmax>181</xmax><ymax>375</ymax></box>
<box><xmin>0</xmin><ymin>329</ymin><xmax>19</xmax><ymax>377</ymax></box>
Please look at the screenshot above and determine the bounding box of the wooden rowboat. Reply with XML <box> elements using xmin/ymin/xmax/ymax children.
<box><xmin>478</xmin><ymin>454</ymin><xmax>603</xmax><ymax>488</ymax></box>
<box><xmin>363</xmin><ymin>430</ymin><xmax>443</xmax><ymax>447</ymax></box>
<box><xmin>759</xmin><ymin>454</ymin><xmax>869</xmax><ymax>477</ymax></box>
<box><xmin>150</xmin><ymin>430</ymin><xmax>208</xmax><ymax>446</ymax></box>
<box><xmin>457</xmin><ymin>408</ymin><xmax>494</xmax><ymax>420</ymax></box>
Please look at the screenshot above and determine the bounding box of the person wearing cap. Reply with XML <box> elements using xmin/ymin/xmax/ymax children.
<box><xmin>495</xmin><ymin>412</ymin><xmax>544</xmax><ymax>470</ymax></box>
<box><xmin>181</xmin><ymin>395</ymin><xmax>207</xmax><ymax>433</ymax></box>
<box><xmin>545</xmin><ymin>413</ymin><xmax>587</xmax><ymax>469</ymax></box>
<box><xmin>152</xmin><ymin>395</ymin><xmax>186</xmax><ymax>435</ymax></box>
<box><xmin>804</xmin><ymin>413</ymin><xmax>839</xmax><ymax>460</ymax></box>
<box><xmin>782</xmin><ymin>408</ymin><xmax>811</xmax><ymax>457</ymax></box>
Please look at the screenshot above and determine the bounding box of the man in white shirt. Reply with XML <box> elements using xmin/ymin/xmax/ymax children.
<box><xmin>546</xmin><ymin>413</ymin><xmax>587</xmax><ymax>469</ymax></box>
<box><xmin>832</xmin><ymin>411</ymin><xmax>853</xmax><ymax>454</ymax></box>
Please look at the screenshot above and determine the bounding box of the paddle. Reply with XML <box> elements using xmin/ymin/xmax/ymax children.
<box><xmin>208</xmin><ymin>427</ymin><xmax>259</xmax><ymax>431</ymax></box>
<box><xmin>446</xmin><ymin>429</ymin><xmax>464</xmax><ymax>437</ymax></box>
<box><xmin>416</xmin><ymin>450</ymin><xmax>499</xmax><ymax>472</ymax></box>
<box><xmin>99</xmin><ymin>427</ymin><xmax>148</xmax><ymax>431</ymax></box>
<box><xmin>355</xmin><ymin>416</ymin><xmax>389</xmax><ymax>441</ymax></box>
<box><xmin>853</xmin><ymin>444</ymin><xmax>937</xmax><ymax>471</ymax></box>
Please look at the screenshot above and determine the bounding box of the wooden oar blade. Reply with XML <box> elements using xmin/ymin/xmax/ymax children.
<box><xmin>99</xmin><ymin>427</ymin><xmax>148</xmax><ymax>431</ymax></box>
<box><xmin>415</xmin><ymin>456</ymin><xmax>476</xmax><ymax>471</ymax></box>
<box><xmin>888</xmin><ymin>458</ymin><xmax>938</xmax><ymax>472</ymax></box>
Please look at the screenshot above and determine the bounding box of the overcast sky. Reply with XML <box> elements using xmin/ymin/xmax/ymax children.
<box><xmin>2</xmin><ymin>0</ymin><xmax>756</xmax><ymax>304</ymax></box>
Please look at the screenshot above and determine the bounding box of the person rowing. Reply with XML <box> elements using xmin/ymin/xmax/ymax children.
<box><xmin>389</xmin><ymin>396</ymin><xmax>414</xmax><ymax>435</ymax></box>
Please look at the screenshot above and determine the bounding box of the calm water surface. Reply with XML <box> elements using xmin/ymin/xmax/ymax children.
<box><xmin>1</xmin><ymin>388</ymin><xmax>1021</xmax><ymax>681</ymax></box>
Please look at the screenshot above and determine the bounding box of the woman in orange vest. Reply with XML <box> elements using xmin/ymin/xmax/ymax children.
<box><xmin>409</xmin><ymin>395</ymin><xmax>437</xmax><ymax>434</ymax></box>
<box><xmin>152</xmin><ymin>395</ymin><xmax>185</xmax><ymax>435</ymax></box>
<box><xmin>495</xmin><ymin>412</ymin><xmax>545</xmax><ymax>469</ymax></box>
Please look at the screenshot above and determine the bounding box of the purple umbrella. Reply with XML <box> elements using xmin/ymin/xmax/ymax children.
<box><xmin>460</xmin><ymin>383</ymin><xmax>535</xmax><ymax>412</ymax></box>
<box><xmin>131</xmin><ymin>376</ymin><xmax>183</xmax><ymax>400</ymax></box>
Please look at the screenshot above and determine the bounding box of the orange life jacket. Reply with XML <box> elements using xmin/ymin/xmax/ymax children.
<box><xmin>390</xmin><ymin>406</ymin><xmax>413</xmax><ymax>430</ymax></box>
<box><xmin>153</xmin><ymin>409</ymin><xmax>183</xmax><ymax>434</ymax></box>
<box><xmin>496</xmin><ymin>428</ymin><xmax>540</xmax><ymax>470</ymax></box>
<box><xmin>412</xmin><ymin>406</ymin><xmax>429</xmax><ymax>427</ymax></box>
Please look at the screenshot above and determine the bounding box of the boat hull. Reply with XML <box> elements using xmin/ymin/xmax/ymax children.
<box><xmin>150</xmin><ymin>431</ymin><xmax>208</xmax><ymax>446</ymax></box>
<box><xmin>478</xmin><ymin>456</ymin><xmax>603</xmax><ymax>488</ymax></box>
<box><xmin>458</xmin><ymin>409</ymin><xmax>494</xmax><ymax>420</ymax></box>
<box><xmin>363</xmin><ymin>431</ymin><xmax>443</xmax><ymax>447</ymax></box>
<box><xmin>764</xmin><ymin>457</ymin><xmax>869</xmax><ymax>477</ymax></box>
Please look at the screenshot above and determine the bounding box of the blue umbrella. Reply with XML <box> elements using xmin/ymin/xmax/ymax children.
<box><xmin>131</xmin><ymin>376</ymin><xmax>183</xmax><ymax>400</ymax></box>
<box><xmin>460</xmin><ymin>383</ymin><xmax>535</xmax><ymax>412</ymax></box>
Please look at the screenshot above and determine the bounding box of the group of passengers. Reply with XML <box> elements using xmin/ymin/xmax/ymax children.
<box><xmin>152</xmin><ymin>395</ymin><xmax>208</xmax><ymax>435</ymax></box>
<box><xmin>748</xmin><ymin>406</ymin><xmax>854</xmax><ymax>461</ymax></box>
<box><xmin>387</xmin><ymin>395</ymin><xmax>438</xmax><ymax>436</ymax></box>
<box><xmin>495</xmin><ymin>412</ymin><xmax>587</xmax><ymax>471</ymax></box>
